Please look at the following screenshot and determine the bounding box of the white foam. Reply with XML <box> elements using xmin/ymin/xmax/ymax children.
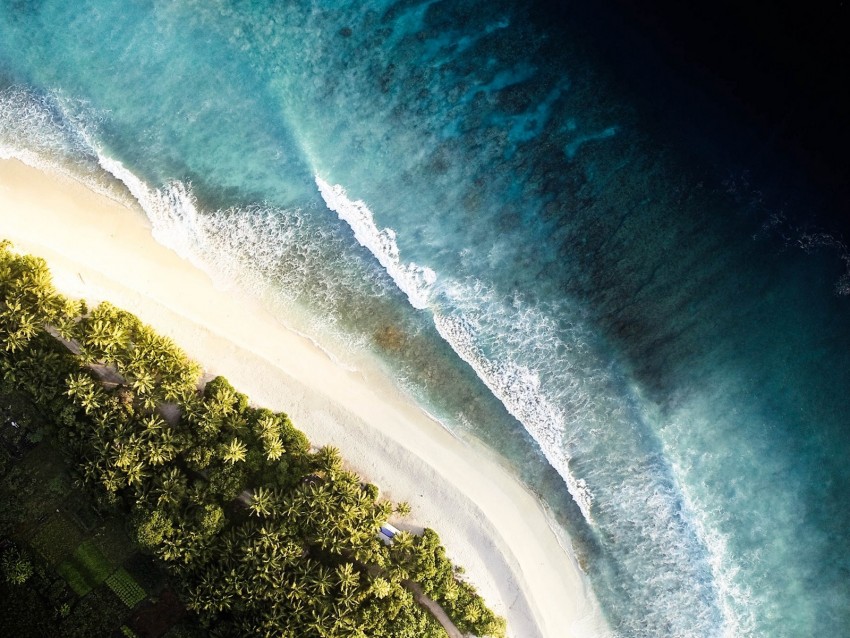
<box><xmin>89</xmin><ymin>157</ymin><xmax>378</xmax><ymax>366</ymax></box>
<box><xmin>1</xmin><ymin>87</ymin><xmax>84</xmax><ymax>175</ymax></box>
<box><xmin>313</xmin><ymin>176</ymin><xmax>603</xmax><ymax>522</ymax></box>
<box><xmin>95</xmin><ymin>153</ymin><xmax>204</xmax><ymax>262</ymax></box>
<box><xmin>314</xmin><ymin>176</ymin><xmax>598</xmax><ymax>522</ymax></box>
<box><xmin>667</xmin><ymin>449</ymin><xmax>756</xmax><ymax>637</ymax></box>
<box><xmin>433</xmin><ymin>311</ymin><xmax>595</xmax><ymax>523</ymax></box>
<box><xmin>315</xmin><ymin>177</ymin><xmax>436</xmax><ymax>310</ymax></box>
<box><xmin>0</xmin><ymin>86</ymin><xmax>141</xmax><ymax>209</ymax></box>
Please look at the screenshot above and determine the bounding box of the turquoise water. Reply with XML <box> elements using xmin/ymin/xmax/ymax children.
<box><xmin>2</xmin><ymin>1</ymin><xmax>849</xmax><ymax>636</ymax></box>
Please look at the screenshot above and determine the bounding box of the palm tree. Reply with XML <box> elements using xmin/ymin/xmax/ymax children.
<box><xmin>10</xmin><ymin>311</ymin><xmax>37</xmax><ymax>345</ymax></box>
<box><xmin>288</xmin><ymin>596</ymin><xmax>307</xmax><ymax>619</ymax></box>
<box><xmin>125</xmin><ymin>460</ymin><xmax>149</xmax><ymax>488</ymax></box>
<box><xmin>315</xmin><ymin>446</ymin><xmax>343</xmax><ymax>476</ymax></box>
<box><xmin>53</xmin><ymin>298</ymin><xmax>82</xmax><ymax>341</ymax></box>
<box><xmin>18</xmin><ymin>256</ymin><xmax>52</xmax><ymax>292</ymax></box>
<box><xmin>131</xmin><ymin>369</ymin><xmax>156</xmax><ymax>396</ymax></box>
<box><xmin>66</xmin><ymin>372</ymin><xmax>95</xmax><ymax>399</ymax></box>
<box><xmin>155</xmin><ymin>467</ymin><xmax>187</xmax><ymax>508</ymax></box>
<box><xmin>280</xmin><ymin>499</ymin><xmax>302</xmax><ymax>523</ymax></box>
<box><xmin>370</xmin><ymin>577</ymin><xmax>392</xmax><ymax>599</ymax></box>
<box><xmin>222</xmin><ymin>437</ymin><xmax>248</xmax><ymax>464</ymax></box>
<box><xmin>312</xmin><ymin>564</ymin><xmax>334</xmax><ymax>596</ymax></box>
<box><xmin>335</xmin><ymin>563</ymin><xmax>360</xmax><ymax>594</ymax></box>
<box><xmin>285</xmin><ymin>578</ymin><xmax>307</xmax><ymax>603</ymax></box>
<box><xmin>249</xmin><ymin>486</ymin><xmax>276</xmax><ymax>518</ymax></box>
<box><xmin>391</xmin><ymin>531</ymin><xmax>415</xmax><ymax>553</ymax></box>
<box><xmin>87</xmin><ymin>318</ymin><xmax>124</xmax><ymax>351</ymax></box>
<box><xmin>147</xmin><ymin>430</ymin><xmax>177</xmax><ymax>466</ymax></box>
<box><xmin>147</xmin><ymin>445</ymin><xmax>169</xmax><ymax>467</ymax></box>
<box><xmin>216</xmin><ymin>528</ymin><xmax>240</xmax><ymax>561</ymax></box>
<box><xmin>180</xmin><ymin>391</ymin><xmax>207</xmax><ymax>429</ymax></box>
<box><xmin>140</xmin><ymin>393</ymin><xmax>158</xmax><ymax>412</ymax></box>
<box><xmin>264</xmin><ymin>434</ymin><xmax>285</xmax><ymax>462</ymax></box>
<box><xmin>211</xmin><ymin>384</ymin><xmax>238</xmax><ymax>417</ymax></box>
<box><xmin>80</xmin><ymin>459</ymin><xmax>101</xmax><ymax>486</ymax></box>
<box><xmin>255</xmin><ymin>414</ymin><xmax>280</xmax><ymax>440</ymax></box>
<box><xmin>140</xmin><ymin>414</ymin><xmax>165</xmax><ymax>431</ymax></box>
<box><xmin>114</xmin><ymin>443</ymin><xmax>139</xmax><ymax>470</ymax></box>
<box><xmin>309</xmin><ymin>608</ymin><xmax>334</xmax><ymax>637</ymax></box>
<box><xmin>100</xmin><ymin>468</ymin><xmax>125</xmax><ymax>493</ymax></box>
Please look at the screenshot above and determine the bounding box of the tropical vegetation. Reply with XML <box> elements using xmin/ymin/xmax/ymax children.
<box><xmin>0</xmin><ymin>239</ymin><xmax>506</xmax><ymax>637</ymax></box>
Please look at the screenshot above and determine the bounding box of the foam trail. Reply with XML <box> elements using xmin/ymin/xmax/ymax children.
<box><xmin>315</xmin><ymin>177</ymin><xmax>596</xmax><ymax>522</ymax></box>
<box><xmin>93</xmin><ymin>154</ymin><xmax>310</xmax><ymax>307</ymax></box>
<box><xmin>433</xmin><ymin>311</ymin><xmax>596</xmax><ymax>523</ymax></box>
<box><xmin>674</xmin><ymin>462</ymin><xmax>753</xmax><ymax>638</ymax></box>
<box><xmin>94</xmin><ymin>154</ymin><xmax>202</xmax><ymax>259</ymax></box>
<box><xmin>312</xmin><ymin>179</ymin><xmax>734</xmax><ymax>636</ymax></box>
<box><xmin>316</xmin><ymin>177</ymin><xmax>436</xmax><ymax>310</ymax></box>
<box><xmin>0</xmin><ymin>86</ymin><xmax>109</xmax><ymax>192</ymax></box>
<box><xmin>89</xmin><ymin>157</ymin><xmax>393</xmax><ymax>365</ymax></box>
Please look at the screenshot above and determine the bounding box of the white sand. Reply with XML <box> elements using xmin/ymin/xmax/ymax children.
<box><xmin>0</xmin><ymin>158</ymin><xmax>611</xmax><ymax>638</ymax></box>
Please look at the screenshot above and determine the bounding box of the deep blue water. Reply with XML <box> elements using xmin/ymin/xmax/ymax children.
<box><xmin>2</xmin><ymin>2</ymin><xmax>849</xmax><ymax>636</ymax></box>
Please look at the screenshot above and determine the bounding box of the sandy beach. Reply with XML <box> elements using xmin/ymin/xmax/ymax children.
<box><xmin>0</xmin><ymin>158</ymin><xmax>610</xmax><ymax>638</ymax></box>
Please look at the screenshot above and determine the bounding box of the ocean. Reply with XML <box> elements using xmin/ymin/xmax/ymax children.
<box><xmin>1</xmin><ymin>1</ymin><xmax>848</xmax><ymax>636</ymax></box>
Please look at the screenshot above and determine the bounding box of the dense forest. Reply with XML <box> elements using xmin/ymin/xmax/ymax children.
<box><xmin>0</xmin><ymin>239</ymin><xmax>505</xmax><ymax>637</ymax></box>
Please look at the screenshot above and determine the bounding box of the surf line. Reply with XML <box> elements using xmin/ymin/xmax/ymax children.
<box><xmin>314</xmin><ymin>175</ymin><xmax>596</xmax><ymax>524</ymax></box>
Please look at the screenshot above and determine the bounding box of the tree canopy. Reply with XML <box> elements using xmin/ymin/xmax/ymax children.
<box><xmin>0</xmin><ymin>240</ymin><xmax>506</xmax><ymax>638</ymax></box>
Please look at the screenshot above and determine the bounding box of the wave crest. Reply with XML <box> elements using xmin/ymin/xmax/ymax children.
<box><xmin>316</xmin><ymin>177</ymin><xmax>436</xmax><ymax>310</ymax></box>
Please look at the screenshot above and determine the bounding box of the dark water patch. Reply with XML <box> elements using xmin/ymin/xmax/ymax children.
<box><xmin>534</xmin><ymin>0</ymin><xmax>850</xmax><ymax>235</ymax></box>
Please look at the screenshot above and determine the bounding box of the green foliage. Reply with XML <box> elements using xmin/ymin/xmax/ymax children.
<box><xmin>73</xmin><ymin>301</ymin><xmax>201</xmax><ymax>403</ymax></box>
<box><xmin>206</xmin><ymin>462</ymin><xmax>247</xmax><ymax>501</ymax></box>
<box><xmin>395</xmin><ymin>500</ymin><xmax>412</xmax><ymax>517</ymax></box>
<box><xmin>393</xmin><ymin>528</ymin><xmax>507</xmax><ymax>638</ymax></box>
<box><xmin>0</xmin><ymin>573</ymin><xmax>65</xmax><ymax>635</ymax></box>
<box><xmin>57</xmin><ymin>561</ymin><xmax>92</xmax><ymax>596</ymax></box>
<box><xmin>203</xmin><ymin>375</ymin><xmax>248</xmax><ymax>415</ymax></box>
<box><xmin>371</xmin><ymin>576</ymin><xmax>392</xmax><ymax>598</ymax></box>
<box><xmin>195</xmin><ymin>503</ymin><xmax>225</xmax><ymax>538</ymax></box>
<box><xmin>2</xmin><ymin>546</ymin><xmax>33</xmax><ymax>585</ymax></box>
<box><xmin>0</xmin><ymin>242</ymin><xmax>78</xmax><ymax>352</ymax></box>
<box><xmin>131</xmin><ymin>507</ymin><xmax>175</xmax><ymax>551</ymax></box>
<box><xmin>247</xmin><ymin>485</ymin><xmax>276</xmax><ymax>517</ymax></box>
<box><xmin>63</xmin><ymin>585</ymin><xmax>130</xmax><ymax>638</ymax></box>
<box><xmin>184</xmin><ymin>444</ymin><xmax>214</xmax><ymax>471</ymax></box>
<box><xmin>0</xmin><ymin>241</ymin><xmax>505</xmax><ymax>638</ymax></box>
<box><xmin>363</xmin><ymin>482</ymin><xmax>380</xmax><ymax>500</ymax></box>
<box><xmin>57</xmin><ymin>540</ymin><xmax>113</xmax><ymax>596</ymax></box>
<box><xmin>221</xmin><ymin>436</ymin><xmax>247</xmax><ymax>464</ymax></box>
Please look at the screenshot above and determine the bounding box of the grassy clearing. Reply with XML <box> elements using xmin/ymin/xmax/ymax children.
<box><xmin>58</xmin><ymin>559</ymin><xmax>95</xmax><ymax>596</ymax></box>
<box><xmin>75</xmin><ymin>539</ymin><xmax>114</xmax><ymax>580</ymax></box>
<box><xmin>57</xmin><ymin>539</ymin><xmax>114</xmax><ymax>595</ymax></box>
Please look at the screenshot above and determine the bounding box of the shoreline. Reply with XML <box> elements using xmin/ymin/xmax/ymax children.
<box><xmin>0</xmin><ymin>157</ymin><xmax>611</xmax><ymax>638</ymax></box>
